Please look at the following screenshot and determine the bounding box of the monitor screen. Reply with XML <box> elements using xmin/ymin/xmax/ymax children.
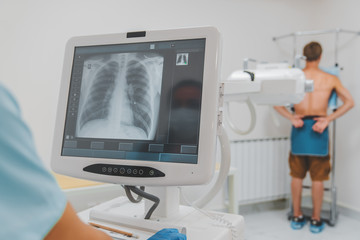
<box><xmin>52</xmin><ymin>27</ymin><xmax>220</xmax><ymax>186</ymax></box>
<box><xmin>62</xmin><ymin>39</ymin><xmax>205</xmax><ymax>164</ymax></box>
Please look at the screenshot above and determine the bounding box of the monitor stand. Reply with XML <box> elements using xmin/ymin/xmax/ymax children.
<box><xmin>144</xmin><ymin>187</ymin><xmax>180</xmax><ymax>218</ymax></box>
<box><xmin>82</xmin><ymin>186</ymin><xmax>244</xmax><ymax>239</ymax></box>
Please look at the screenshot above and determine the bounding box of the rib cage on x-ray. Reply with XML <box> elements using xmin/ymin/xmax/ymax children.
<box><xmin>76</xmin><ymin>53</ymin><xmax>163</xmax><ymax>140</ymax></box>
<box><xmin>126</xmin><ymin>59</ymin><xmax>152</xmax><ymax>136</ymax></box>
<box><xmin>79</xmin><ymin>60</ymin><xmax>118</xmax><ymax>129</ymax></box>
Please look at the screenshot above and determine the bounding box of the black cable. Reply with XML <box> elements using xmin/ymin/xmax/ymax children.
<box><xmin>124</xmin><ymin>185</ymin><xmax>145</xmax><ymax>203</ymax></box>
<box><xmin>123</xmin><ymin>185</ymin><xmax>160</xmax><ymax>219</ymax></box>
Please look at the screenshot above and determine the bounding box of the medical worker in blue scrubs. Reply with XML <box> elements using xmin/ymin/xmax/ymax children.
<box><xmin>0</xmin><ymin>83</ymin><xmax>185</xmax><ymax>240</ymax></box>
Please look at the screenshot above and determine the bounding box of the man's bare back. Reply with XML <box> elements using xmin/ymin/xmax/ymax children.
<box><xmin>294</xmin><ymin>68</ymin><xmax>337</xmax><ymax>116</ymax></box>
<box><xmin>274</xmin><ymin>63</ymin><xmax>353</xmax><ymax>134</ymax></box>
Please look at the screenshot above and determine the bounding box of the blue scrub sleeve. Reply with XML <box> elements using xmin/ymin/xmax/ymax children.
<box><xmin>0</xmin><ymin>84</ymin><xmax>67</xmax><ymax>240</ymax></box>
<box><xmin>148</xmin><ymin>229</ymin><xmax>186</xmax><ymax>240</ymax></box>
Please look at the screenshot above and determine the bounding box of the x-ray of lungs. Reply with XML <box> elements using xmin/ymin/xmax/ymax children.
<box><xmin>76</xmin><ymin>52</ymin><xmax>164</xmax><ymax>140</ymax></box>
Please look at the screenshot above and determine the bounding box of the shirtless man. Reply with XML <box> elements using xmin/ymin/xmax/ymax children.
<box><xmin>274</xmin><ymin>42</ymin><xmax>354</xmax><ymax>233</ymax></box>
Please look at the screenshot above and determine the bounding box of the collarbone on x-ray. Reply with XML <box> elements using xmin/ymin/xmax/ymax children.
<box><xmin>76</xmin><ymin>52</ymin><xmax>164</xmax><ymax>140</ymax></box>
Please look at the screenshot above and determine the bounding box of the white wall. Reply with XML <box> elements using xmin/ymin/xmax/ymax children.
<box><xmin>1</xmin><ymin>0</ymin><xmax>359</xmax><ymax>211</ymax></box>
<box><xmin>0</xmin><ymin>0</ymin><xmax>319</xmax><ymax>162</ymax></box>
<box><xmin>312</xmin><ymin>0</ymin><xmax>360</xmax><ymax>213</ymax></box>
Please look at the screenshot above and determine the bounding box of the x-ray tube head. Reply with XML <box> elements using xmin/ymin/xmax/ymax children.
<box><xmin>223</xmin><ymin>68</ymin><xmax>312</xmax><ymax>105</ymax></box>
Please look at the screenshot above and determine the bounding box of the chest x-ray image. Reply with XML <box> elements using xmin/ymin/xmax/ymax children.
<box><xmin>76</xmin><ymin>52</ymin><xmax>164</xmax><ymax>140</ymax></box>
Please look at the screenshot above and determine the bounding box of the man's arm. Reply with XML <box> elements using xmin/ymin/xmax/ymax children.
<box><xmin>273</xmin><ymin>106</ymin><xmax>304</xmax><ymax>128</ymax></box>
<box><xmin>327</xmin><ymin>77</ymin><xmax>355</xmax><ymax>121</ymax></box>
<box><xmin>313</xmin><ymin>77</ymin><xmax>354</xmax><ymax>133</ymax></box>
<box><xmin>45</xmin><ymin>202</ymin><xmax>112</xmax><ymax>240</ymax></box>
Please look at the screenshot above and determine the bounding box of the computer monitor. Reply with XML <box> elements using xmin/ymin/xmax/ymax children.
<box><xmin>51</xmin><ymin>27</ymin><xmax>220</xmax><ymax>186</ymax></box>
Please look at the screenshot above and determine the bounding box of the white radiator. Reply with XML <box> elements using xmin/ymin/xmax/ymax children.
<box><xmin>231</xmin><ymin>137</ymin><xmax>291</xmax><ymax>205</ymax></box>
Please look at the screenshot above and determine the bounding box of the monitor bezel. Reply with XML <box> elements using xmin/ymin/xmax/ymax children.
<box><xmin>51</xmin><ymin>27</ymin><xmax>220</xmax><ymax>186</ymax></box>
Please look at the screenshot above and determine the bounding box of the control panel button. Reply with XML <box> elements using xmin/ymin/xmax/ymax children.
<box><xmin>83</xmin><ymin>164</ymin><xmax>165</xmax><ymax>178</ymax></box>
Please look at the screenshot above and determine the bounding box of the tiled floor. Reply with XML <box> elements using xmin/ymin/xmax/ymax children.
<box><xmin>243</xmin><ymin>209</ymin><xmax>360</xmax><ymax>240</ymax></box>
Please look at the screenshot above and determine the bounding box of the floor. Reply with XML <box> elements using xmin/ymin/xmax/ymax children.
<box><xmin>243</xmin><ymin>209</ymin><xmax>360</xmax><ymax>240</ymax></box>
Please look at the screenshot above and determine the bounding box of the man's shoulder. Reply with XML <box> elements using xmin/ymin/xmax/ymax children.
<box><xmin>318</xmin><ymin>69</ymin><xmax>338</xmax><ymax>78</ymax></box>
<box><xmin>311</xmin><ymin>69</ymin><xmax>339</xmax><ymax>83</ymax></box>
<box><xmin>303</xmin><ymin>69</ymin><xmax>339</xmax><ymax>91</ymax></box>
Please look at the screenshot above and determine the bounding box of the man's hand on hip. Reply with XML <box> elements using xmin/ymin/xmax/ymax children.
<box><xmin>291</xmin><ymin>115</ymin><xmax>304</xmax><ymax>128</ymax></box>
<box><xmin>312</xmin><ymin>117</ymin><xmax>330</xmax><ymax>133</ymax></box>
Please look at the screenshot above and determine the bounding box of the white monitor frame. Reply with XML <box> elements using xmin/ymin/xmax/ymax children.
<box><xmin>51</xmin><ymin>27</ymin><xmax>220</xmax><ymax>186</ymax></box>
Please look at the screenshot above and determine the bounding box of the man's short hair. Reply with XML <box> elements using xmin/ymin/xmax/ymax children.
<box><xmin>303</xmin><ymin>42</ymin><xmax>322</xmax><ymax>62</ymax></box>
